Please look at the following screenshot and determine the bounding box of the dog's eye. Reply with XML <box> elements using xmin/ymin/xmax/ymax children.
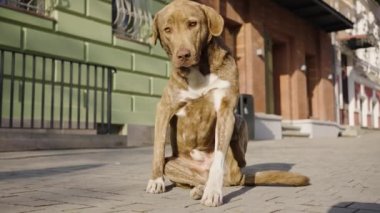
<box><xmin>164</xmin><ymin>27</ymin><xmax>171</xmax><ymax>33</ymax></box>
<box><xmin>188</xmin><ymin>21</ymin><xmax>197</xmax><ymax>28</ymax></box>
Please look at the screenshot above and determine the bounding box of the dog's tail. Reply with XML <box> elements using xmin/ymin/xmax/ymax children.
<box><xmin>244</xmin><ymin>170</ymin><xmax>310</xmax><ymax>187</ymax></box>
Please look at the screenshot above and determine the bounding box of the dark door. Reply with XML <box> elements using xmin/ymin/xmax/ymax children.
<box><xmin>264</xmin><ymin>34</ymin><xmax>275</xmax><ymax>114</ymax></box>
<box><xmin>305</xmin><ymin>55</ymin><xmax>317</xmax><ymax>118</ymax></box>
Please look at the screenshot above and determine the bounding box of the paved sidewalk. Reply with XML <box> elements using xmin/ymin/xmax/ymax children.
<box><xmin>0</xmin><ymin>132</ymin><xmax>380</xmax><ymax>213</ymax></box>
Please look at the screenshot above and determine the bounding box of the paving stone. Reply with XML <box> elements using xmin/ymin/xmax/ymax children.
<box><xmin>0</xmin><ymin>132</ymin><xmax>380</xmax><ymax>212</ymax></box>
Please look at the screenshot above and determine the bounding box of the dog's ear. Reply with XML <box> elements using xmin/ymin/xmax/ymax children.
<box><xmin>200</xmin><ymin>5</ymin><xmax>224</xmax><ymax>40</ymax></box>
<box><xmin>151</xmin><ymin>13</ymin><xmax>160</xmax><ymax>45</ymax></box>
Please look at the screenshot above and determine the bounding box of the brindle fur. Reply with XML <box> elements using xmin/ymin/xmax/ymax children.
<box><xmin>146</xmin><ymin>0</ymin><xmax>309</xmax><ymax>207</ymax></box>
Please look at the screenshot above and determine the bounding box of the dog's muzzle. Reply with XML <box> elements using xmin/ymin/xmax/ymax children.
<box><xmin>178</xmin><ymin>66</ymin><xmax>191</xmax><ymax>76</ymax></box>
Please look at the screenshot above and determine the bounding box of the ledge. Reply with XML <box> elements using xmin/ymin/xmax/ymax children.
<box><xmin>0</xmin><ymin>5</ymin><xmax>55</xmax><ymax>30</ymax></box>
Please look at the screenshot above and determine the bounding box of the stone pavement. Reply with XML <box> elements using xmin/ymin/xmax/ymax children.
<box><xmin>0</xmin><ymin>132</ymin><xmax>380</xmax><ymax>213</ymax></box>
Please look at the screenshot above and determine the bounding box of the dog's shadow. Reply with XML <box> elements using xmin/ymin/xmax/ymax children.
<box><xmin>223</xmin><ymin>163</ymin><xmax>295</xmax><ymax>203</ymax></box>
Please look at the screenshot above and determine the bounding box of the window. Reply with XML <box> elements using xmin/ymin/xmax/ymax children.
<box><xmin>222</xmin><ymin>19</ymin><xmax>240</xmax><ymax>59</ymax></box>
<box><xmin>0</xmin><ymin>0</ymin><xmax>45</xmax><ymax>15</ymax></box>
<box><xmin>112</xmin><ymin>0</ymin><xmax>153</xmax><ymax>43</ymax></box>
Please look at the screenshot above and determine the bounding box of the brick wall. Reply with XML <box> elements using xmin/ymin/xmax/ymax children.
<box><xmin>202</xmin><ymin>0</ymin><xmax>336</xmax><ymax>121</ymax></box>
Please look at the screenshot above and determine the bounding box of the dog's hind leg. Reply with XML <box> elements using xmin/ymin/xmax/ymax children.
<box><xmin>164</xmin><ymin>157</ymin><xmax>207</xmax><ymax>188</ymax></box>
<box><xmin>164</xmin><ymin>157</ymin><xmax>209</xmax><ymax>200</ymax></box>
<box><xmin>190</xmin><ymin>185</ymin><xmax>205</xmax><ymax>200</ymax></box>
<box><xmin>230</xmin><ymin>114</ymin><xmax>248</xmax><ymax>168</ymax></box>
<box><xmin>223</xmin><ymin>147</ymin><xmax>245</xmax><ymax>186</ymax></box>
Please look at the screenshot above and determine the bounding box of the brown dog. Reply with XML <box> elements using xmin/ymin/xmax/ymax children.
<box><xmin>146</xmin><ymin>0</ymin><xmax>309</xmax><ymax>207</ymax></box>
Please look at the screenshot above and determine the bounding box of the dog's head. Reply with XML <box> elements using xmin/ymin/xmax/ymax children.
<box><xmin>152</xmin><ymin>0</ymin><xmax>224</xmax><ymax>75</ymax></box>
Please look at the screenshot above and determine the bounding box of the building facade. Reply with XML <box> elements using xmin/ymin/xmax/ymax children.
<box><xmin>334</xmin><ymin>0</ymin><xmax>380</xmax><ymax>129</ymax></box>
<box><xmin>0</xmin><ymin>0</ymin><xmax>169</xmax><ymax>135</ymax></box>
<box><xmin>197</xmin><ymin>0</ymin><xmax>353</xmax><ymax>139</ymax></box>
<box><xmin>1</xmin><ymin>0</ymin><xmax>377</xmax><ymax>142</ymax></box>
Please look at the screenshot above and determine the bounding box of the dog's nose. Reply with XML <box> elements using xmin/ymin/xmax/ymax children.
<box><xmin>176</xmin><ymin>48</ymin><xmax>191</xmax><ymax>60</ymax></box>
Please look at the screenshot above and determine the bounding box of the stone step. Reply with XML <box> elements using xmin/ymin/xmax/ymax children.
<box><xmin>0</xmin><ymin>131</ymin><xmax>127</xmax><ymax>152</ymax></box>
<box><xmin>339</xmin><ymin>126</ymin><xmax>359</xmax><ymax>137</ymax></box>
<box><xmin>282</xmin><ymin>130</ymin><xmax>310</xmax><ymax>138</ymax></box>
<box><xmin>281</xmin><ymin>124</ymin><xmax>301</xmax><ymax>131</ymax></box>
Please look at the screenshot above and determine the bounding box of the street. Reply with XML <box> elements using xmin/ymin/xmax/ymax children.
<box><xmin>0</xmin><ymin>132</ymin><xmax>380</xmax><ymax>212</ymax></box>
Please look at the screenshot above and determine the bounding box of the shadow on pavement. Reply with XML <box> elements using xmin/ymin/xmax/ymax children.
<box><xmin>328</xmin><ymin>202</ymin><xmax>380</xmax><ymax>212</ymax></box>
<box><xmin>242</xmin><ymin>162</ymin><xmax>295</xmax><ymax>173</ymax></box>
<box><xmin>224</xmin><ymin>163</ymin><xmax>295</xmax><ymax>204</ymax></box>
<box><xmin>0</xmin><ymin>164</ymin><xmax>105</xmax><ymax>181</ymax></box>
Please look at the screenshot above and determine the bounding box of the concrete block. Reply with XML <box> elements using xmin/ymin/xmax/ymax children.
<box><xmin>87</xmin><ymin>43</ymin><xmax>132</xmax><ymax>69</ymax></box>
<box><xmin>55</xmin><ymin>11</ymin><xmax>112</xmax><ymax>43</ymax></box>
<box><xmin>283</xmin><ymin>119</ymin><xmax>341</xmax><ymax>138</ymax></box>
<box><xmin>0</xmin><ymin>21</ymin><xmax>21</xmax><ymax>48</ymax></box>
<box><xmin>134</xmin><ymin>96</ymin><xmax>160</xmax><ymax>112</ymax></box>
<box><xmin>114</xmin><ymin>71</ymin><xmax>150</xmax><ymax>94</ymax></box>
<box><xmin>150</xmin><ymin>44</ymin><xmax>168</xmax><ymax>58</ymax></box>
<box><xmin>112</xmin><ymin>93</ymin><xmax>132</xmax><ymax>112</ymax></box>
<box><xmin>151</xmin><ymin>77</ymin><xmax>167</xmax><ymax>96</ymax></box>
<box><xmin>126</xmin><ymin>124</ymin><xmax>154</xmax><ymax>146</ymax></box>
<box><xmin>113</xmin><ymin>37</ymin><xmax>150</xmax><ymax>54</ymax></box>
<box><xmin>340</xmin><ymin>126</ymin><xmax>359</xmax><ymax>137</ymax></box>
<box><xmin>134</xmin><ymin>53</ymin><xmax>167</xmax><ymax>76</ymax></box>
<box><xmin>54</xmin><ymin>0</ymin><xmax>85</xmax><ymax>15</ymax></box>
<box><xmin>24</xmin><ymin>28</ymin><xmax>84</xmax><ymax>60</ymax></box>
<box><xmin>87</xmin><ymin>0</ymin><xmax>111</xmax><ymax>23</ymax></box>
<box><xmin>0</xmin><ymin>7</ymin><xmax>54</xmax><ymax>30</ymax></box>
<box><xmin>112</xmin><ymin>110</ymin><xmax>154</xmax><ymax>125</ymax></box>
<box><xmin>254</xmin><ymin>113</ymin><xmax>282</xmax><ymax>140</ymax></box>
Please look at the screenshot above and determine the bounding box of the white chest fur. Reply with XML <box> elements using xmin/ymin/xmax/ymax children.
<box><xmin>177</xmin><ymin>68</ymin><xmax>230</xmax><ymax>113</ymax></box>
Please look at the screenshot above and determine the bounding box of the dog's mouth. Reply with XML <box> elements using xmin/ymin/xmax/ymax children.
<box><xmin>176</xmin><ymin>66</ymin><xmax>191</xmax><ymax>77</ymax></box>
<box><xmin>174</xmin><ymin>56</ymin><xmax>199</xmax><ymax>71</ymax></box>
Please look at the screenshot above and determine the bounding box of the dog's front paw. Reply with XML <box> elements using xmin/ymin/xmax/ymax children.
<box><xmin>200</xmin><ymin>186</ymin><xmax>223</xmax><ymax>207</ymax></box>
<box><xmin>146</xmin><ymin>177</ymin><xmax>165</xmax><ymax>194</ymax></box>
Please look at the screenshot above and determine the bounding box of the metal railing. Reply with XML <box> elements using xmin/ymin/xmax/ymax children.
<box><xmin>0</xmin><ymin>0</ymin><xmax>46</xmax><ymax>15</ymax></box>
<box><xmin>0</xmin><ymin>48</ymin><xmax>116</xmax><ymax>134</ymax></box>
<box><xmin>113</xmin><ymin>0</ymin><xmax>152</xmax><ymax>43</ymax></box>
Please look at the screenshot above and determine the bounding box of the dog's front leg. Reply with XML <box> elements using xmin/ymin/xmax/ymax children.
<box><xmin>201</xmin><ymin>102</ymin><xmax>235</xmax><ymax>207</ymax></box>
<box><xmin>146</xmin><ymin>99</ymin><xmax>173</xmax><ymax>194</ymax></box>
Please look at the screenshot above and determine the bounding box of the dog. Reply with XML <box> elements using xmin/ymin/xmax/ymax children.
<box><xmin>145</xmin><ymin>0</ymin><xmax>309</xmax><ymax>207</ymax></box>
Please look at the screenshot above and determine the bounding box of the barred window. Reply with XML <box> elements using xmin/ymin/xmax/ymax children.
<box><xmin>0</xmin><ymin>0</ymin><xmax>45</xmax><ymax>15</ymax></box>
<box><xmin>112</xmin><ymin>0</ymin><xmax>153</xmax><ymax>43</ymax></box>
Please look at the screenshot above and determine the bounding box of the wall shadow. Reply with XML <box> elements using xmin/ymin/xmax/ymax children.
<box><xmin>0</xmin><ymin>164</ymin><xmax>104</xmax><ymax>181</ymax></box>
<box><xmin>253</xmin><ymin>117</ymin><xmax>276</xmax><ymax>140</ymax></box>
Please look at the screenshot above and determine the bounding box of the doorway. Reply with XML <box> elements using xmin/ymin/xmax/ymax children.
<box><xmin>264</xmin><ymin>35</ymin><xmax>285</xmax><ymax>116</ymax></box>
<box><xmin>305</xmin><ymin>55</ymin><xmax>317</xmax><ymax>118</ymax></box>
<box><xmin>222</xmin><ymin>19</ymin><xmax>241</xmax><ymax>60</ymax></box>
<box><xmin>341</xmin><ymin>54</ymin><xmax>349</xmax><ymax>125</ymax></box>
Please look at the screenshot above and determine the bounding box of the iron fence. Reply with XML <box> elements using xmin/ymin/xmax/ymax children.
<box><xmin>0</xmin><ymin>48</ymin><xmax>116</xmax><ymax>134</ymax></box>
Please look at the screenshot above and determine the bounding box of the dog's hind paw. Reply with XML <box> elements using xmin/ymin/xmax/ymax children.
<box><xmin>146</xmin><ymin>177</ymin><xmax>165</xmax><ymax>194</ymax></box>
<box><xmin>201</xmin><ymin>187</ymin><xmax>223</xmax><ymax>207</ymax></box>
<box><xmin>190</xmin><ymin>185</ymin><xmax>204</xmax><ymax>200</ymax></box>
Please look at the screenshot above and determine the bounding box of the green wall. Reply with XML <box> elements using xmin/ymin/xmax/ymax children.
<box><xmin>0</xmin><ymin>0</ymin><xmax>170</xmax><ymax>128</ymax></box>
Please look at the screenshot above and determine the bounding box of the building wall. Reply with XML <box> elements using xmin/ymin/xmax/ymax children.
<box><xmin>244</xmin><ymin>1</ymin><xmax>335</xmax><ymax>121</ymax></box>
<box><xmin>334</xmin><ymin>0</ymin><xmax>380</xmax><ymax>129</ymax></box>
<box><xmin>355</xmin><ymin>0</ymin><xmax>380</xmax><ymax>68</ymax></box>
<box><xmin>198</xmin><ymin>0</ymin><xmax>337</xmax><ymax>122</ymax></box>
<box><xmin>0</xmin><ymin>0</ymin><xmax>170</xmax><ymax>128</ymax></box>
